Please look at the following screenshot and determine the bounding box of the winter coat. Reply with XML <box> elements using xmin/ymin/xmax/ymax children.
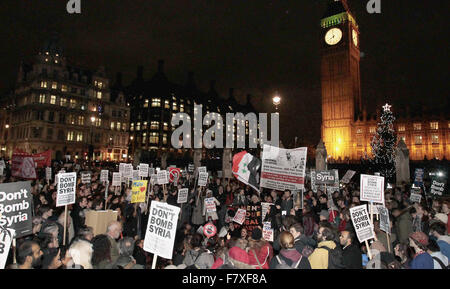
<box><xmin>191</xmin><ymin>193</ymin><xmax>205</xmax><ymax>225</ymax></box>
<box><xmin>247</xmin><ymin>241</ymin><xmax>273</xmax><ymax>269</ymax></box>
<box><xmin>437</xmin><ymin>235</ymin><xmax>450</xmax><ymax>260</ymax></box>
<box><xmin>107</xmin><ymin>235</ymin><xmax>120</xmax><ymax>265</ymax></box>
<box><xmin>395</xmin><ymin>212</ymin><xmax>413</xmax><ymax>243</ymax></box>
<box><xmin>376</xmin><ymin>231</ymin><xmax>397</xmax><ymax>254</ymax></box>
<box><xmin>308</xmin><ymin>240</ymin><xmax>337</xmax><ymax>269</ymax></box>
<box><xmin>203</xmin><ymin>197</ymin><xmax>220</xmax><ymax>221</ymax></box>
<box><xmin>269</xmin><ymin>248</ymin><xmax>311</xmax><ymax>269</ymax></box>
<box><xmin>410</xmin><ymin>252</ymin><xmax>434</xmax><ymax>269</ymax></box>
<box><xmin>183</xmin><ymin>249</ymin><xmax>215</xmax><ymax>269</ymax></box>
<box><xmin>302</xmin><ymin>212</ymin><xmax>316</xmax><ymax>237</ymax></box>
<box><xmin>342</xmin><ymin>243</ymin><xmax>362</xmax><ymax>269</ymax></box>
<box><xmin>293</xmin><ymin>235</ymin><xmax>317</xmax><ymax>254</ymax></box>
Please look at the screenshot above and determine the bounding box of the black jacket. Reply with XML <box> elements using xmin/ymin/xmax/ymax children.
<box><xmin>342</xmin><ymin>243</ymin><xmax>363</xmax><ymax>269</ymax></box>
<box><xmin>294</xmin><ymin>235</ymin><xmax>317</xmax><ymax>254</ymax></box>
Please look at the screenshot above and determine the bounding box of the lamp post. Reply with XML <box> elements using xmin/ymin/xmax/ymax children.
<box><xmin>2</xmin><ymin>124</ymin><xmax>9</xmax><ymax>158</ymax></box>
<box><xmin>272</xmin><ymin>93</ymin><xmax>281</xmax><ymax>111</ymax></box>
<box><xmin>90</xmin><ymin>116</ymin><xmax>96</xmax><ymax>163</ymax></box>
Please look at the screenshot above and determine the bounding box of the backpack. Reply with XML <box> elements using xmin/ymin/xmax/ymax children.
<box><xmin>321</xmin><ymin>245</ymin><xmax>345</xmax><ymax>269</ymax></box>
<box><xmin>275</xmin><ymin>255</ymin><xmax>303</xmax><ymax>269</ymax></box>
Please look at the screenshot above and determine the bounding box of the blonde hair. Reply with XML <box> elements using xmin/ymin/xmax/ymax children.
<box><xmin>68</xmin><ymin>239</ymin><xmax>93</xmax><ymax>269</ymax></box>
<box><xmin>279</xmin><ymin>231</ymin><xmax>295</xmax><ymax>249</ymax></box>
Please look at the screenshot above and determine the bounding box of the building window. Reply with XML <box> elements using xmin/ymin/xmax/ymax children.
<box><xmin>57</xmin><ymin>129</ymin><xmax>65</xmax><ymax>140</ymax></box>
<box><xmin>39</xmin><ymin>94</ymin><xmax>46</xmax><ymax>103</ymax></box>
<box><xmin>111</xmin><ymin>122</ymin><xmax>115</xmax><ymax>130</ymax></box>
<box><xmin>144</xmin><ymin>99</ymin><xmax>149</xmax><ymax>108</ymax></box>
<box><xmin>48</xmin><ymin>111</ymin><xmax>55</xmax><ymax>122</ymax></box>
<box><xmin>150</xmin><ymin>132</ymin><xmax>159</xmax><ymax>144</ymax></box>
<box><xmin>151</xmin><ymin>98</ymin><xmax>161</xmax><ymax>107</ymax></box>
<box><xmin>94</xmin><ymin>81</ymin><xmax>103</xmax><ymax>89</ymax></box>
<box><xmin>369</xmin><ymin>127</ymin><xmax>376</xmax><ymax>134</ymax></box>
<box><xmin>61</xmin><ymin>85</ymin><xmax>68</xmax><ymax>92</ymax></box>
<box><xmin>172</xmin><ymin>102</ymin><xmax>177</xmax><ymax>111</ymax></box>
<box><xmin>122</xmin><ymin>123</ymin><xmax>126</xmax><ymax>131</ymax></box>
<box><xmin>78</xmin><ymin>116</ymin><xmax>84</xmax><ymax>126</ymax></box>
<box><xmin>413</xmin><ymin>123</ymin><xmax>421</xmax><ymax>130</ymax></box>
<box><xmin>163</xmin><ymin>133</ymin><xmax>168</xmax><ymax>145</ymax></box>
<box><xmin>180</xmin><ymin>104</ymin><xmax>184</xmax><ymax>112</ymax></box>
<box><xmin>136</xmin><ymin>122</ymin><xmax>141</xmax><ymax>131</ymax></box>
<box><xmin>164</xmin><ymin>100</ymin><xmax>169</xmax><ymax>109</ymax></box>
<box><xmin>431</xmin><ymin>134</ymin><xmax>439</xmax><ymax>144</ymax></box>
<box><xmin>96</xmin><ymin>118</ymin><xmax>102</xmax><ymax>127</ymax></box>
<box><xmin>96</xmin><ymin>91</ymin><xmax>102</xmax><ymax>99</ymax></box>
<box><xmin>430</xmin><ymin>122</ymin><xmax>438</xmax><ymax>130</ymax></box>
<box><xmin>399</xmin><ymin>136</ymin><xmax>406</xmax><ymax>142</ymax></box>
<box><xmin>130</xmin><ymin>123</ymin><xmax>134</xmax><ymax>131</ymax></box>
<box><xmin>47</xmin><ymin>128</ymin><xmax>53</xmax><ymax>140</ymax></box>
<box><xmin>356</xmin><ymin>128</ymin><xmax>363</xmax><ymax>134</ymax></box>
<box><xmin>151</xmin><ymin>121</ymin><xmax>159</xmax><ymax>130</ymax></box>
<box><xmin>70</xmin><ymin>99</ymin><xmax>76</xmax><ymax>108</ymax></box>
<box><xmin>68</xmin><ymin>115</ymin><xmax>76</xmax><ymax>125</ymax></box>
<box><xmin>59</xmin><ymin>113</ymin><xmax>66</xmax><ymax>124</ymax></box>
<box><xmin>398</xmin><ymin>125</ymin><xmax>405</xmax><ymax>132</ymax></box>
<box><xmin>40</xmin><ymin>81</ymin><xmax>47</xmax><ymax>88</ymax></box>
<box><xmin>50</xmin><ymin>95</ymin><xmax>56</xmax><ymax>105</ymax></box>
<box><xmin>142</xmin><ymin>133</ymin><xmax>147</xmax><ymax>145</ymax></box>
<box><xmin>67</xmin><ymin>131</ymin><xmax>74</xmax><ymax>141</ymax></box>
<box><xmin>414</xmin><ymin>135</ymin><xmax>422</xmax><ymax>145</ymax></box>
<box><xmin>60</xmin><ymin>97</ymin><xmax>67</xmax><ymax>107</ymax></box>
<box><xmin>76</xmin><ymin>132</ymin><xmax>83</xmax><ymax>142</ymax></box>
<box><xmin>115</xmin><ymin>121</ymin><xmax>120</xmax><ymax>130</ymax></box>
<box><xmin>52</xmin><ymin>82</ymin><xmax>58</xmax><ymax>90</ymax></box>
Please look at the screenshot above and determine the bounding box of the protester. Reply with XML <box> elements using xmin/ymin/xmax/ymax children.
<box><xmin>339</xmin><ymin>230</ymin><xmax>362</xmax><ymax>269</ymax></box>
<box><xmin>408</xmin><ymin>232</ymin><xmax>433</xmax><ymax>269</ymax></box>
<box><xmin>269</xmin><ymin>231</ymin><xmax>311</xmax><ymax>269</ymax></box>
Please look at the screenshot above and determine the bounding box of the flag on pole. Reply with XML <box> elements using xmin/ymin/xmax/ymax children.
<box><xmin>232</xmin><ymin>151</ymin><xmax>261</xmax><ymax>192</ymax></box>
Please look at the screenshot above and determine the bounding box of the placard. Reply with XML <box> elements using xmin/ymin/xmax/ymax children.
<box><xmin>198</xmin><ymin>172</ymin><xmax>208</xmax><ymax>187</ymax></box>
<box><xmin>177</xmin><ymin>188</ymin><xmax>188</xmax><ymax>204</ymax></box>
<box><xmin>148</xmin><ymin>168</ymin><xmax>155</xmax><ymax>176</ymax></box>
<box><xmin>0</xmin><ymin>181</ymin><xmax>33</xmax><ymax>238</ymax></box>
<box><xmin>131</xmin><ymin>180</ymin><xmax>148</xmax><ymax>203</ymax></box>
<box><xmin>139</xmin><ymin>163</ymin><xmax>149</xmax><ymax>178</ymax></box>
<box><xmin>341</xmin><ymin>170</ymin><xmax>356</xmax><ymax>184</ymax></box>
<box><xmin>244</xmin><ymin>203</ymin><xmax>262</xmax><ymax>234</ymax></box>
<box><xmin>112</xmin><ymin>172</ymin><xmax>121</xmax><ymax>186</ymax></box>
<box><xmin>262</xmin><ymin>222</ymin><xmax>273</xmax><ymax>242</ymax></box>
<box><xmin>85</xmin><ymin>210</ymin><xmax>118</xmax><ymax>236</ymax></box>
<box><xmin>261</xmin><ymin>202</ymin><xmax>272</xmax><ymax>221</ymax></box>
<box><xmin>188</xmin><ymin>164</ymin><xmax>194</xmax><ymax>172</ymax></box>
<box><xmin>198</xmin><ymin>166</ymin><xmax>207</xmax><ymax>174</ymax></box>
<box><xmin>233</xmin><ymin>208</ymin><xmax>246</xmax><ymax>225</ymax></box>
<box><xmin>56</xmin><ymin>172</ymin><xmax>77</xmax><ymax>207</ymax></box>
<box><xmin>45</xmin><ymin>167</ymin><xmax>52</xmax><ymax>181</ymax></box>
<box><xmin>119</xmin><ymin>163</ymin><xmax>126</xmax><ymax>176</ymax></box>
<box><xmin>205</xmin><ymin>197</ymin><xmax>217</xmax><ymax>213</ymax></box>
<box><xmin>0</xmin><ymin>227</ymin><xmax>14</xmax><ymax>269</ymax></box>
<box><xmin>350</xmin><ymin>204</ymin><xmax>375</xmax><ymax>243</ymax></box>
<box><xmin>413</xmin><ymin>168</ymin><xmax>424</xmax><ymax>187</ymax></box>
<box><xmin>410</xmin><ymin>191</ymin><xmax>422</xmax><ymax>203</ymax></box>
<box><xmin>315</xmin><ymin>170</ymin><xmax>337</xmax><ymax>185</ymax></box>
<box><xmin>430</xmin><ymin>178</ymin><xmax>446</xmax><ymax>196</ymax></box>
<box><xmin>377</xmin><ymin>205</ymin><xmax>390</xmax><ymax>234</ymax></box>
<box><xmin>100</xmin><ymin>170</ymin><xmax>109</xmax><ymax>182</ymax></box>
<box><xmin>169</xmin><ymin>167</ymin><xmax>181</xmax><ymax>183</ymax></box>
<box><xmin>157</xmin><ymin>170</ymin><xmax>169</xmax><ymax>185</ymax></box>
<box><xmin>150</xmin><ymin>174</ymin><xmax>158</xmax><ymax>185</ymax></box>
<box><xmin>81</xmin><ymin>172</ymin><xmax>91</xmax><ymax>184</ymax></box>
<box><xmin>143</xmin><ymin>201</ymin><xmax>180</xmax><ymax>259</ymax></box>
<box><xmin>360</xmin><ymin>174</ymin><xmax>385</xmax><ymax>204</ymax></box>
<box><xmin>260</xmin><ymin>145</ymin><xmax>307</xmax><ymax>191</ymax></box>
<box><xmin>132</xmin><ymin>170</ymin><xmax>139</xmax><ymax>181</ymax></box>
<box><xmin>124</xmin><ymin>164</ymin><xmax>133</xmax><ymax>178</ymax></box>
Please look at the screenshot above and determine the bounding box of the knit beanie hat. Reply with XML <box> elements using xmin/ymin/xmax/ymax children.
<box><xmin>251</xmin><ymin>228</ymin><xmax>262</xmax><ymax>240</ymax></box>
<box><xmin>409</xmin><ymin>231</ymin><xmax>429</xmax><ymax>246</ymax></box>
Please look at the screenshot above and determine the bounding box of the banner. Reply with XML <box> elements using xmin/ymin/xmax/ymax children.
<box><xmin>143</xmin><ymin>201</ymin><xmax>180</xmax><ymax>259</ymax></box>
<box><xmin>11</xmin><ymin>155</ymin><xmax>36</xmax><ymax>179</ymax></box>
<box><xmin>157</xmin><ymin>170</ymin><xmax>169</xmax><ymax>185</ymax></box>
<box><xmin>341</xmin><ymin>170</ymin><xmax>356</xmax><ymax>184</ymax></box>
<box><xmin>360</xmin><ymin>174</ymin><xmax>385</xmax><ymax>204</ymax></box>
<box><xmin>377</xmin><ymin>205</ymin><xmax>390</xmax><ymax>234</ymax></box>
<box><xmin>262</xmin><ymin>222</ymin><xmax>274</xmax><ymax>242</ymax></box>
<box><xmin>0</xmin><ymin>227</ymin><xmax>14</xmax><ymax>269</ymax></box>
<box><xmin>46</xmin><ymin>167</ymin><xmax>52</xmax><ymax>181</ymax></box>
<box><xmin>413</xmin><ymin>168</ymin><xmax>424</xmax><ymax>187</ymax></box>
<box><xmin>100</xmin><ymin>170</ymin><xmax>109</xmax><ymax>183</ymax></box>
<box><xmin>177</xmin><ymin>188</ymin><xmax>188</xmax><ymax>204</ymax></box>
<box><xmin>198</xmin><ymin>172</ymin><xmax>208</xmax><ymax>187</ymax></box>
<box><xmin>315</xmin><ymin>170</ymin><xmax>337</xmax><ymax>185</ymax></box>
<box><xmin>244</xmin><ymin>203</ymin><xmax>262</xmax><ymax>234</ymax></box>
<box><xmin>81</xmin><ymin>172</ymin><xmax>91</xmax><ymax>184</ymax></box>
<box><xmin>233</xmin><ymin>208</ymin><xmax>246</xmax><ymax>225</ymax></box>
<box><xmin>139</xmin><ymin>163</ymin><xmax>149</xmax><ymax>178</ymax></box>
<box><xmin>112</xmin><ymin>172</ymin><xmax>121</xmax><ymax>186</ymax></box>
<box><xmin>260</xmin><ymin>145</ymin><xmax>307</xmax><ymax>191</ymax></box>
<box><xmin>350</xmin><ymin>204</ymin><xmax>375</xmax><ymax>243</ymax></box>
<box><xmin>131</xmin><ymin>180</ymin><xmax>148</xmax><ymax>203</ymax></box>
<box><xmin>12</xmin><ymin>149</ymin><xmax>51</xmax><ymax>169</ymax></box>
<box><xmin>0</xmin><ymin>181</ymin><xmax>33</xmax><ymax>238</ymax></box>
<box><xmin>56</xmin><ymin>172</ymin><xmax>77</xmax><ymax>207</ymax></box>
<box><xmin>205</xmin><ymin>198</ymin><xmax>217</xmax><ymax>213</ymax></box>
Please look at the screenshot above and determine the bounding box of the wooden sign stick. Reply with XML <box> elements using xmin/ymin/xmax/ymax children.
<box><xmin>152</xmin><ymin>254</ymin><xmax>158</xmax><ymax>269</ymax></box>
<box><xmin>63</xmin><ymin>205</ymin><xmax>68</xmax><ymax>246</ymax></box>
<box><xmin>365</xmin><ymin>240</ymin><xmax>373</xmax><ymax>260</ymax></box>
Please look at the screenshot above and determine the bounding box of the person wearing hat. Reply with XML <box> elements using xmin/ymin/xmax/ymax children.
<box><xmin>247</xmin><ymin>228</ymin><xmax>273</xmax><ymax>269</ymax></box>
<box><xmin>408</xmin><ymin>231</ymin><xmax>433</xmax><ymax>269</ymax></box>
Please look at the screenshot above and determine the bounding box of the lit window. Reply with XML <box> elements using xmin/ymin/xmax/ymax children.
<box><xmin>399</xmin><ymin>136</ymin><xmax>406</xmax><ymax>142</ymax></box>
<box><xmin>431</xmin><ymin>134</ymin><xmax>439</xmax><ymax>144</ymax></box>
<box><xmin>136</xmin><ymin>122</ymin><xmax>141</xmax><ymax>131</ymax></box>
<box><xmin>50</xmin><ymin>95</ymin><xmax>56</xmax><ymax>105</ymax></box>
<box><xmin>76</xmin><ymin>132</ymin><xmax>83</xmax><ymax>142</ymax></box>
<box><xmin>142</xmin><ymin>122</ymin><xmax>148</xmax><ymax>130</ymax></box>
<box><xmin>67</xmin><ymin>131</ymin><xmax>74</xmax><ymax>141</ymax></box>
<box><xmin>152</xmin><ymin>98</ymin><xmax>161</xmax><ymax>107</ymax></box>
<box><xmin>414</xmin><ymin>135</ymin><xmax>422</xmax><ymax>145</ymax></box>
<box><xmin>54</xmin><ymin>60</ymin><xmax>58</xmax><ymax>64</ymax></box>
<box><xmin>111</xmin><ymin>122</ymin><xmax>115</xmax><ymax>130</ymax></box>
<box><xmin>144</xmin><ymin>99</ymin><xmax>149</xmax><ymax>108</ymax></box>
<box><xmin>151</xmin><ymin>121</ymin><xmax>159</xmax><ymax>130</ymax></box>
<box><xmin>142</xmin><ymin>133</ymin><xmax>147</xmax><ymax>144</ymax></box>
<box><xmin>94</xmin><ymin>81</ymin><xmax>103</xmax><ymax>89</ymax></box>
<box><xmin>40</xmin><ymin>81</ymin><xmax>47</xmax><ymax>88</ymax></box>
<box><xmin>430</xmin><ymin>122</ymin><xmax>438</xmax><ymax>130</ymax></box>
<box><xmin>52</xmin><ymin>82</ymin><xmax>58</xmax><ymax>89</ymax></box>
<box><xmin>356</xmin><ymin>128</ymin><xmax>362</xmax><ymax>134</ymax></box>
<box><xmin>60</xmin><ymin>98</ymin><xmax>67</xmax><ymax>107</ymax></box>
<box><xmin>164</xmin><ymin>100</ymin><xmax>170</xmax><ymax>109</ymax></box>
<box><xmin>96</xmin><ymin>91</ymin><xmax>102</xmax><ymax>99</ymax></box>
<box><xmin>180</xmin><ymin>104</ymin><xmax>184</xmax><ymax>112</ymax></box>
<box><xmin>39</xmin><ymin>94</ymin><xmax>46</xmax><ymax>103</ymax></box>
<box><xmin>163</xmin><ymin>122</ymin><xmax>168</xmax><ymax>131</ymax></box>
<box><xmin>116</xmin><ymin>121</ymin><xmax>120</xmax><ymax>130</ymax></box>
<box><xmin>163</xmin><ymin>133</ymin><xmax>168</xmax><ymax>145</ymax></box>
<box><xmin>96</xmin><ymin>118</ymin><xmax>102</xmax><ymax>127</ymax></box>
<box><xmin>398</xmin><ymin>125</ymin><xmax>405</xmax><ymax>132</ymax></box>
<box><xmin>413</xmin><ymin>123</ymin><xmax>421</xmax><ymax>130</ymax></box>
<box><xmin>150</xmin><ymin>132</ymin><xmax>159</xmax><ymax>144</ymax></box>
<box><xmin>78</xmin><ymin>116</ymin><xmax>84</xmax><ymax>125</ymax></box>
<box><xmin>369</xmin><ymin>127</ymin><xmax>376</xmax><ymax>134</ymax></box>
<box><xmin>70</xmin><ymin>99</ymin><xmax>77</xmax><ymax>108</ymax></box>
<box><xmin>172</xmin><ymin>102</ymin><xmax>177</xmax><ymax>111</ymax></box>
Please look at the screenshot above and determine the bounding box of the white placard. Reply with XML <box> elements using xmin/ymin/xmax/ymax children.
<box><xmin>198</xmin><ymin>166</ymin><xmax>207</xmax><ymax>174</ymax></box>
<box><xmin>124</xmin><ymin>164</ymin><xmax>133</xmax><ymax>178</ymax></box>
<box><xmin>143</xmin><ymin>201</ymin><xmax>180</xmax><ymax>259</ymax></box>
<box><xmin>198</xmin><ymin>172</ymin><xmax>208</xmax><ymax>187</ymax></box>
<box><xmin>261</xmin><ymin>202</ymin><xmax>272</xmax><ymax>221</ymax></box>
<box><xmin>0</xmin><ymin>228</ymin><xmax>14</xmax><ymax>269</ymax></box>
<box><xmin>150</xmin><ymin>174</ymin><xmax>158</xmax><ymax>185</ymax></box>
<box><xmin>177</xmin><ymin>188</ymin><xmax>189</xmax><ymax>204</ymax></box>
<box><xmin>377</xmin><ymin>205</ymin><xmax>390</xmax><ymax>234</ymax></box>
<box><xmin>112</xmin><ymin>172</ymin><xmax>121</xmax><ymax>186</ymax></box>
<box><xmin>262</xmin><ymin>222</ymin><xmax>273</xmax><ymax>242</ymax></box>
<box><xmin>0</xmin><ymin>160</ymin><xmax>5</xmax><ymax>169</ymax></box>
<box><xmin>233</xmin><ymin>208</ymin><xmax>246</xmax><ymax>225</ymax></box>
<box><xmin>139</xmin><ymin>163</ymin><xmax>149</xmax><ymax>178</ymax></box>
<box><xmin>360</xmin><ymin>174</ymin><xmax>385</xmax><ymax>204</ymax></box>
<box><xmin>81</xmin><ymin>172</ymin><xmax>91</xmax><ymax>184</ymax></box>
<box><xmin>119</xmin><ymin>163</ymin><xmax>126</xmax><ymax>176</ymax></box>
<box><xmin>260</xmin><ymin>145</ymin><xmax>307</xmax><ymax>191</ymax></box>
<box><xmin>410</xmin><ymin>192</ymin><xmax>422</xmax><ymax>203</ymax></box>
<box><xmin>132</xmin><ymin>170</ymin><xmax>139</xmax><ymax>181</ymax></box>
<box><xmin>205</xmin><ymin>197</ymin><xmax>216</xmax><ymax>213</ymax></box>
<box><xmin>341</xmin><ymin>170</ymin><xmax>356</xmax><ymax>184</ymax></box>
<box><xmin>157</xmin><ymin>170</ymin><xmax>169</xmax><ymax>185</ymax></box>
<box><xmin>148</xmin><ymin>168</ymin><xmax>155</xmax><ymax>176</ymax></box>
<box><xmin>350</xmin><ymin>204</ymin><xmax>375</xmax><ymax>243</ymax></box>
<box><xmin>56</xmin><ymin>172</ymin><xmax>77</xmax><ymax>207</ymax></box>
<box><xmin>45</xmin><ymin>167</ymin><xmax>52</xmax><ymax>181</ymax></box>
<box><xmin>100</xmin><ymin>170</ymin><xmax>109</xmax><ymax>182</ymax></box>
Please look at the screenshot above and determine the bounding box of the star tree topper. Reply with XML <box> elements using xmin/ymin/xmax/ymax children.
<box><xmin>383</xmin><ymin>103</ymin><xmax>392</xmax><ymax>112</ymax></box>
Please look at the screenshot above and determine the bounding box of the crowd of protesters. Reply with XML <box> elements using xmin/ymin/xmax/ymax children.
<box><xmin>0</xmin><ymin>160</ymin><xmax>449</xmax><ymax>269</ymax></box>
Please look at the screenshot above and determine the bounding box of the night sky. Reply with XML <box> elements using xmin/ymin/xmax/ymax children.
<box><xmin>1</xmin><ymin>0</ymin><xmax>448</xmax><ymax>147</ymax></box>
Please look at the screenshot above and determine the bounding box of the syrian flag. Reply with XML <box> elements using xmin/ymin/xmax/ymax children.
<box><xmin>232</xmin><ymin>151</ymin><xmax>261</xmax><ymax>193</ymax></box>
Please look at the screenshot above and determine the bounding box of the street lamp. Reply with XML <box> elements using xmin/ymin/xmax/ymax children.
<box><xmin>89</xmin><ymin>116</ymin><xmax>96</xmax><ymax>162</ymax></box>
<box><xmin>272</xmin><ymin>93</ymin><xmax>281</xmax><ymax>111</ymax></box>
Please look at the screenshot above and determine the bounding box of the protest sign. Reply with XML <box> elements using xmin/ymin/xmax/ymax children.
<box><xmin>139</xmin><ymin>163</ymin><xmax>149</xmax><ymax>178</ymax></box>
<box><xmin>360</xmin><ymin>174</ymin><xmax>385</xmax><ymax>204</ymax></box>
<box><xmin>112</xmin><ymin>172</ymin><xmax>121</xmax><ymax>186</ymax></box>
<box><xmin>410</xmin><ymin>190</ymin><xmax>422</xmax><ymax>203</ymax></box>
<box><xmin>177</xmin><ymin>188</ymin><xmax>189</xmax><ymax>204</ymax></box>
<box><xmin>81</xmin><ymin>172</ymin><xmax>91</xmax><ymax>184</ymax></box>
<box><xmin>0</xmin><ymin>167</ymin><xmax>3</xmax><ymax>176</ymax></box>
<box><xmin>124</xmin><ymin>164</ymin><xmax>133</xmax><ymax>178</ymax></box>
<box><xmin>261</xmin><ymin>202</ymin><xmax>272</xmax><ymax>221</ymax></box>
<box><xmin>262</xmin><ymin>222</ymin><xmax>274</xmax><ymax>242</ymax></box>
<box><xmin>12</xmin><ymin>156</ymin><xmax>36</xmax><ymax>179</ymax></box>
<box><xmin>198</xmin><ymin>172</ymin><xmax>208</xmax><ymax>187</ymax></box>
<box><xmin>148</xmin><ymin>168</ymin><xmax>155</xmax><ymax>176</ymax></box>
<box><xmin>413</xmin><ymin>169</ymin><xmax>424</xmax><ymax>187</ymax></box>
<box><xmin>315</xmin><ymin>170</ymin><xmax>337</xmax><ymax>185</ymax></box>
<box><xmin>150</xmin><ymin>174</ymin><xmax>158</xmax><ymax>185</ymax></box>
<box><xmin>217</xmin><ymin>171</ymin><xmax>223</xmax><ymax>178</ymax></box>
<box><xmin>233</xmin><ymin>208</ymin><xmax>246</xmax><ymax>225</ymax></box>
<box><xmin>350</xmin><ymin>205</ymin><xmax>375</xmax><ymax>243</ymax></box>
<box><xmin>56</xmin><ymin>172</ymin><xmax>77</xmax><ymax>207</ymax></box>
<box><xmin>0</xmin><ymin>160</ymin><xmax>5</xmax><ymax>169</ymax></box>
<box><xmin>143</xmin><ymin>201</ymin><xmax>180</xmax><ymax>259</ymax></box>
<box><xmin>85</xmin><ymin>210</ymin><xmax>118</xmax><ymax>236</ymax></box>
<box><xmin>198</xmin><ymin>166</ymin><xmax>207</xmax><ymax>174</ymax></box>
<box><xmin>157</xmin><ymin>170</ymin><xmax>169</xmax><ymax>185</ymax></box>
<box><xmin>0</xmin><ymin>227</ymin><xmax>14</xmax><ymax>269</ymax></box>
<box><xmin>188</xmin><ymin>164</ymin><xmax>194</xmax><ymax>172</ymax></box>
<box><xmin>244</xmin><ymin>203</ymin><xmax>262</xmax><ymax>234</ymax></box>
<box><xmin>430</xmin><ymin>178</ymin><xmax>446</xmax><ymax>196</ymax></box>
<box><xmin>377</xmin><ymin>205</ymin><xmax>390</xmax><ymax>234</ymax></box>
<box><xmin>132</xmin><ymin>170</ymin><xmax>139</xmax><ymax>181</ymax></box>
<box><xmin>341</xmin><ymin>170</ymin><xmax>356</xmax><ymax>184</ymax></box>
<box><xmin>203</xmin><ymin>223</ymin><xmax>217</xmax><ymax>238</ymax></box>
<box><xmin>119</xmin><ymin>163</ymin><xmax>126</xmax><ymax>175</ymax></box>
<box><xmin>100</xmin><ymin>170</ymin><xmax>109</xmax><ymax>182</ymax></box>
<box><xmin>131</xmin><ymin>180</ymin><xmax>148</xmax><ymax>203</ymax></box>
<box><xmin>260</xmin><ymin>145</ymin><xmax>307</xmax><ymax>191</ymax></box>
<box><xmin>169</xmin><ymin>167</ymin><xmax>181</xmax><ymax>183</ymax></box>
<box><xmin>45</xmin><ymin>167</ymin><xmax>52</xmax><ymax>181</ymax></box>
<box><xmin>0</xmin><ymin>181</ymin><xmax>33</xmax><ymax>238</ymax></box>
<box><xmin>205</xmin><ymin>198</ymin><xmax>217</xmax><ymax>213</ymax></box>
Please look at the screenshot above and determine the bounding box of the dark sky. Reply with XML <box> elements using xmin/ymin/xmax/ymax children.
<box><xmin>1</xmin><ymin>0</ymin><xmax>448</xmax><ymax>147</ymax></box>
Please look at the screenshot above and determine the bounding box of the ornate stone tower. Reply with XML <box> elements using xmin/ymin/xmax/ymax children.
<box><xmin>320</xmin><ymin>0</ymin><xmax>361</xmax><ymax>160</ymax></box>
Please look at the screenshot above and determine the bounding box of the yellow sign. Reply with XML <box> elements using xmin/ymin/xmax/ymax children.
<box><xmin>131</xmin><ymin>180</ymin><xmax>148</xmax><ymax>203</ymax></box>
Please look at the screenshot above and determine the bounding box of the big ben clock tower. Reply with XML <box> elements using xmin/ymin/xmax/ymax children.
<box><xmin>320</xmin><ymin>0</ymin><xmax>361</xmax><ymax>160</ymax></box>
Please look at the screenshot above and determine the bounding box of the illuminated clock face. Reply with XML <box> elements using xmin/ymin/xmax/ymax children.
<box><xmin>352</xmin><ymin>29</ymin><xmax>358</xmax><ymax>47</ymax></box>
<box><xmin>325</xmin><ymin>28</ymin><xmax>342</xmax><ymax>45</ymax></box>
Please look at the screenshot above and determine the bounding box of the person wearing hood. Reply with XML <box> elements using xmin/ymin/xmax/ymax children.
<box><xmin>270</xmin><ymin>231</ymin><xmax>311</xmax><ymax>269</ymax></box>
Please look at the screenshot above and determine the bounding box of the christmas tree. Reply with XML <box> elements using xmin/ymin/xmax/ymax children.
<box><xmin>369</xmin><ymin>103</ymin><xmax>397</xmax><ymax>183</ymax></box>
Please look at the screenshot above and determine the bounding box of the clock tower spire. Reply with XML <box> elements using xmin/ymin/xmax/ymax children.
<box><xmin>320</xmin><ymin>0</ymin><xmax>361</xmax><ymax>161</ymax></box>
